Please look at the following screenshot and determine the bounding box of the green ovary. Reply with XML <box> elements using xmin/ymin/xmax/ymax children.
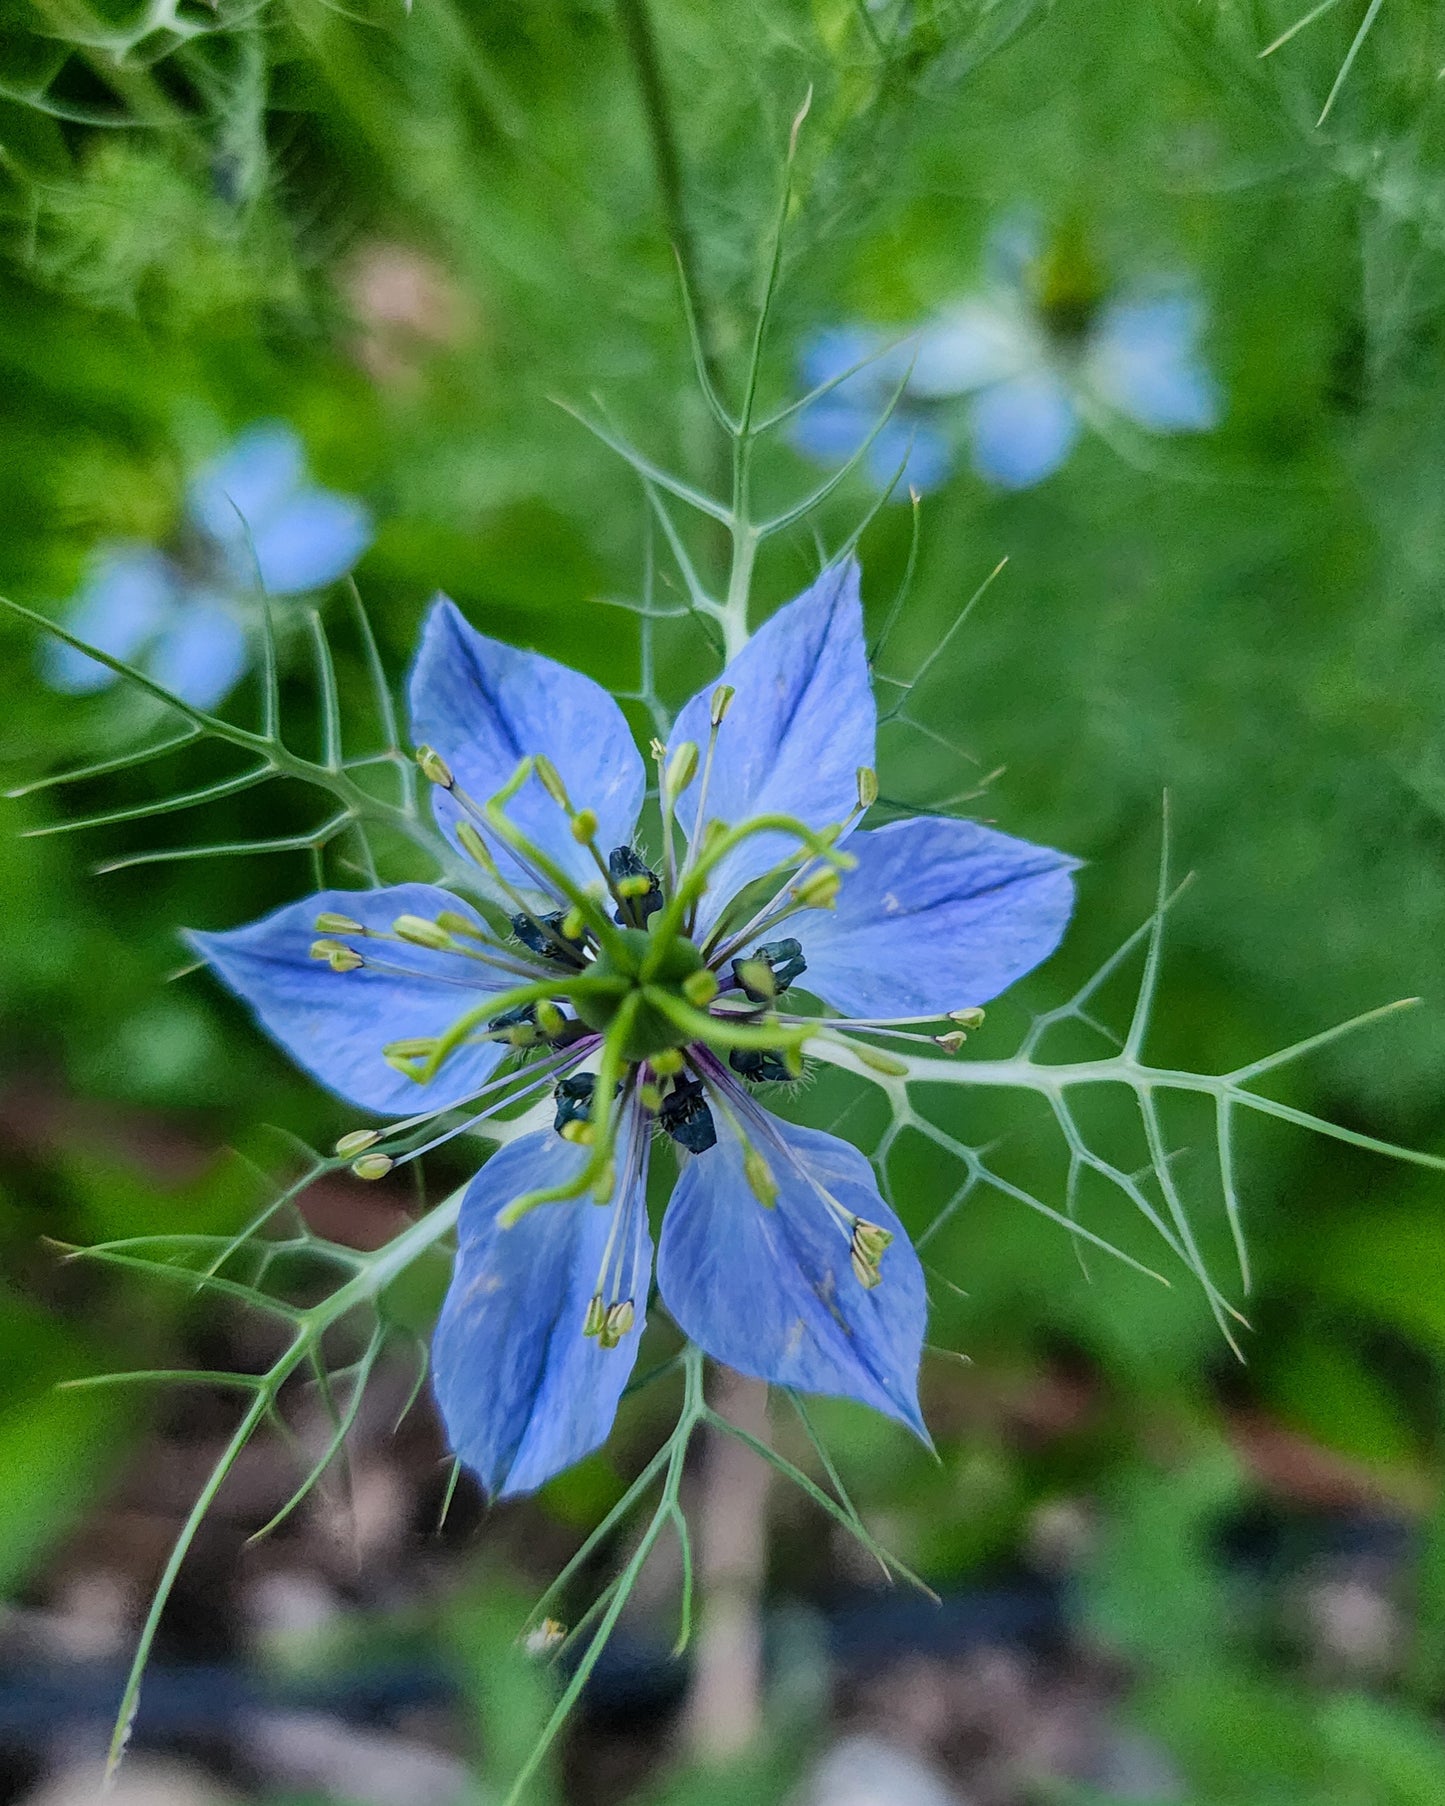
<box><xmin>573</xmin><ymin>927</ymin><xmax>707</xmax><ymax>1061</ymax></box>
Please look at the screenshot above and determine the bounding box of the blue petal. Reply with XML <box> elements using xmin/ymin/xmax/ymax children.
<box><xmin>657</xmin><ymin>1108</ymin><xmax>927</xmax><ymax>1435</ymax></box>
<box><xmin>793</xmin><ymin>815</ymin><xmax>1078</xmax><ymax>1020</ymax></box>
<box><xmin>246</xmin><ymin>491</ymin><xmax>374</xmax><ymax>595</ymax></box>
<box><xmin>186</xmin><ymin>422</ymin><xmax>306</xmax><ymax>544</ymax></box>
<box><xmin>408</xmin><ymin>597</ymin><xmax>645</xmax><ymax>894</ymax></box>
<box><xmin>909</xmin><ymin>300</ymin><xmax>1028</xmax><ymax>399</ymax></box>
<box><xmin>43</xmin><ymin>546</ymin><xmax>178</xmax><ymax>694</ymax></box>
<box><xmin>791</xmin><ymin>395</ymin><xmax>875</xmax><ymax>466</ymax></box>
<box><xmin>1089</xmin><ymin>297</ymin><xmax>1219</xmax><ymax>433</ymax></box>
<box><xmin>432</xmin><ymin>1126</ymin><xmax>651</xmax><ymax>1498</ymax></box>
<box><xmin>799</xmin><ymin>326</ymin><xmax>911</xmax><ymax>402</ymax></box>
<box><xmin>146</xmin><ymin>596</ymin><xmax>250</xmax><ymax>710</ymax></box>
<box><xmin>968</xmin><ymin>371</ymin><xmax>1080</xmax><ymax>488</ymax></box>
<box><xmin>188</xmin><ymin>884</ymin><xmax>508</xmax><ymax>1114</ymax></box>
<box><xmin>670</xmin><ymin>561</ymin><xmax>875</xmax><ymax>932</ymax></box>
<box><xmin>863</xmin><ymin>416</ymin><xmax>953</xmax><ymax>495</ymax></box>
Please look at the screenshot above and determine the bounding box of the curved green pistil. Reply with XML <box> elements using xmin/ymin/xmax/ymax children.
<box><xmin>574</xmin><ymin>927</ymin><xmax>707</xmax><ymax>1061</ymax></box>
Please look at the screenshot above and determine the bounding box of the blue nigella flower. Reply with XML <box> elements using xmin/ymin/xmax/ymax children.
<box><xmin>794</xmin><ymin>223</ymin><xmax>1219</xmax><ymax>495</ymax></box>
<box><xmin>44</xmin><ymin>422</ymin><xmax>373</xmax><ymax>711</ymax></box>
<box><xmin>190</xmin><ymin>562</ymin><xmax>1077</xmax><ymax>1499</ymax></box>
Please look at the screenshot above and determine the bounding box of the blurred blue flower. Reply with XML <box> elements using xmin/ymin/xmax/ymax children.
<box><xmin>191</xmin><ymin>562</ymin><xmax>1076</xmax><ymax>1498</ymax></box>
<box><xmin>795</xmin><ymin>224</ymin><xmax>1219</xmax><ymax>495</ymax></box>
<box><xmin>791</xmin><ymin>328</ymin><xmax>955</xmax><ymax>495</ymax></box>
<box><xmin>45</xmin><ymin>422</ymin><xmax>373</xmax><ymax>710</ymax></box>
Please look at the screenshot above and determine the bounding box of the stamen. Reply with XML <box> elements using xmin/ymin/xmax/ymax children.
<box><xmin>608</xmin><ymin>846</ymin><xmax>663</xmax><ymax>927</ymax></box>
<box><xmin>310</xmin><ymin>938</ymin><xmax>363</xmax><ymax>972</ymax></box>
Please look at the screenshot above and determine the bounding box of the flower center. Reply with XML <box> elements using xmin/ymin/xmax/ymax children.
<box><xmin>572</xmin><ymin>925</ymin><xmax>709</xmax><ymax>1062</ymax></box>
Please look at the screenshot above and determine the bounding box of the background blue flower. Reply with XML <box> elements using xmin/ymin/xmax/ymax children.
<box><xmin>796</xmin><ymin>228</ymin><xmax>1219</xmax><ymax>495</ymax></box>
<box><xmin>44</xmin><ymin>422</ymin><xmax>372</xmax><ymax>710</ymax></box>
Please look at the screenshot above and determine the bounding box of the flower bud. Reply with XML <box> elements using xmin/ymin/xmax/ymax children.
<box><xmin>335</xmin><ymin>1129</ymin><xmax>381</xmax><ymax>1157</ymax></box>
<box><xmin>352</xmin><ymin>1153</ymin><xmax>394</xmax><ymax>1181</ymax></box>
<box><xmin>415</xmin><ymin>745</ymin><xmax>453</xmax><ymax>788</ymax></box>
<box><xmin>315</xmin><ymin>912</ymin><xmax>365</xmax><ymax>934</ymax></box>
<box><xmin>393</xmin><ymin>914</ymin><xmax>454</xmax><ymax>950</ymax></box>
<box><xmin>664</xmin><ymin>740</ymin><xmax>699</xmax><ymax>795</ymax></box>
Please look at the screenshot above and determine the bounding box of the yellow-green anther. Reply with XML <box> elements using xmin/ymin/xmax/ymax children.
<box><xmin>352</xmin><ymin>1153</ymin><xmax>394</xmax><ymax>1181</ymax></box>
<box><xmin>849</xmin><ymin>1042</ymin><xmax>909</xmax><ymax>1077</ymax></box>
<box><xmin>744</xmin><ymin>1148</ymin><xmax>778</xmax><ymax>1209</ymax></box>
<box><xmin>310</xmin><ymin>938</ymin><xmax>363</xmax><ymax>972</ymax></box>
<box><xmin>393</xmin><ymin>914</ymin><xmax>454</xmax><ymax>951</ymax></box>
<box><xmin>616</xmin><ymin>873</ymin><xmax>654</xmax><ymax>899</ymax></box>
<box><xmin>436</xmin><ymin>911</ymin><xmax>481</xmax><ymax>937</ymax></box>
<box><xmin>561</xmin><ymin>905</ymin><xmax>586</xmax><ymax>940</ymax></box>
<box><xmin>600</xmin><ymin>1300</ymin><xmax>634</xmax><ymax>1347</ymax></box>
<box><xmin>315</xmin><ymin>912</ymin><xmax>365</xmax><ymax>935</ymax></box>
<box><xmin>665</xmin><ymin>741</ymin><xmax>699</xmax><ymax>794</ymax></box>
<box><xmin>571</xmin><ymin>807</ymin><xmax>598</xmax><ymax>844</ymax></box>
<box><xmin>456</xmin><ymin>820</ymin><xmax>497</xmax><ymax>872</ymax></box>
<box><xmin>583</xmin><ymin>1294</ymin><xmax>607</xmax><ymax>1338</ymax></box>
<box><xmin>559</xmin><ymin>1119</ymin><xmax>594</xmax><ymax>1146</ymax></box>
<box><xmin>856</xmin><ymin>766</ymin><xmax>879</xmax><ymax>810</ymax></box>
<box><xmin>852</xmin><ymin>1218</ymin><xmax>893</xmax><ymax>1260</ymax></box>
<box><xmin>709</xmin><ymin>684</ymin><xmax>735</xmax><ymax>728</ymax></box>
<box><xmin>335</xmin><ymin>1128</ymin><xmax>381</xmax><ymax>1156</ymax></box>
<box><xmin>792</xmin><ymin>868</ymin><xmax>841</xmax><ymax>910</ymax></box>
<box><xmin>415</xmin><ymin>745</ymin><xmax>453</xmax><ymax>788</ymax></box>
<box><xmin>949</xmin><ymin>1007</ymin><xmax>986</xmax><ymax>1029</ymax></box>
<box><xmin>589</xmin><ymin>1157</ymin><xmax>616</xmax><ymax>1203</ymax></box>
<box><xmin>639</xmin><ymin>1081</ymin><xmax>663</xmax><ymax>1113</ymax></box>
<box><xmin>535</xmin><ymin>1000</ymin><xmax>566</xmax><ymax>1038</ymax></box>
<box><xmin>681</xmin><ymin>968</ymin><xmax>719</xmax><ymax>1007</ymax></box>
<box><xmin>850</xmin><ymin>1247</ymin><xmax>883</xmax><ymax>1289</ymax></box>
<box><xmin>934</xmin><ymin>1031</ymin><xmax>967</xmax><ymax>1054</ymax></box>
<box><xmin>650</xmin><ymin>1048</ymin><xmax>684</xmax><ymax>1077</ymax></box>
<box><xmin>534</xmin><ymin>755</ymin><xmax>571</xmax><ymax>809</ymax></box>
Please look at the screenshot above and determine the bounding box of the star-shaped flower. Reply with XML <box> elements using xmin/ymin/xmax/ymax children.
<box><xmin>44</xmin><ymin>422</ymin><xmax>373</xmax><ymax>710</ymax></box>
<box><xmin>191</xmin><ymin>562</ymin><xmax>1076</xmax><ymax>1497</ymax></box>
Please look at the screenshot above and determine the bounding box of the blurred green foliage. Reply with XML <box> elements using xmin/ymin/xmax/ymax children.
<box><xmin>3</xmin><ymin>0</ymin><xmax>1445</xmax><ymax>1799</ymax></box>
